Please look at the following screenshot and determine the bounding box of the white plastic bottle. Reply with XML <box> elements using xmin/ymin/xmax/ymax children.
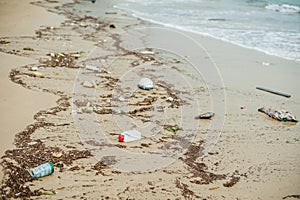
<box><xmin>118</xmin><ymin>130</ymin><xmax>141</xmax><ymax>142</ymax></box>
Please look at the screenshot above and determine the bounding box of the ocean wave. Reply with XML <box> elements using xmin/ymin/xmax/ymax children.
<box><xmin>265</xmin><ymin>4</ymin><xmax>300</xmax><ymax>13</ymax></box>
<box><xmin>115</xmin><ymin>1</ymin><xmax>300</xmax><ymax>61</ymax></box>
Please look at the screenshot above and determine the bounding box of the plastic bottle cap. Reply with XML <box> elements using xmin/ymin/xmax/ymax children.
<box><xmin>48</xmin><ymin>162</ymin><xmax>54</xmax><ymax>173</ymax></box>
<box><xmin>118</xmin><ymin>134</ymin><xmax>124</xmax><ymax>142</ymax></box>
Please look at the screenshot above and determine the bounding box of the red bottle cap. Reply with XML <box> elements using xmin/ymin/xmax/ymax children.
<box><xmin>118</xmin><ymin>134</ymin><xmax>124</xmax><ymax>142</ymax></box>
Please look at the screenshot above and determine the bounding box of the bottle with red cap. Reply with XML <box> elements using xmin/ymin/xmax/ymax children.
<box><xmin>118</xmin><ymin>130</ymin><xmax>141</xmax><ymax>142</ymax></box>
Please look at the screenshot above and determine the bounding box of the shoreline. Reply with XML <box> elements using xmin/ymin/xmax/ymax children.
<box><xmin>0</xmin><ymin>0</ymin><xmax>299</xmax><ymax>199</ymax></box>
<box><xmin>114</xmin><ymin>2</ymin><xmax>300</xmax><ymax>63</ymax></box>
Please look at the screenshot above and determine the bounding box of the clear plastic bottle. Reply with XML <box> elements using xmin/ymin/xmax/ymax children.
<box><xmin>118</xmin><ymin>130</ymin><xmax>141</xmax><ymax>142</ymax></box>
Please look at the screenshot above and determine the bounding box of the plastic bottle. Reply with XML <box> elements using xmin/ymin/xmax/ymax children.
<box><xmin>118</xmin><ymin>130</ymin><xmax>141</xmax><ymax>142</ymax></box>
<box><xmin>29</xmin><ymin>162</ymin><xmax>54</xmax><ymax>178</ymax></box>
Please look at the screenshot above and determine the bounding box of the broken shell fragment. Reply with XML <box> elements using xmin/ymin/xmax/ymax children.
<box><xmin>52</xmin><ymin>151</ymin><xmax>63</xmax><ymax>158</ymax></box>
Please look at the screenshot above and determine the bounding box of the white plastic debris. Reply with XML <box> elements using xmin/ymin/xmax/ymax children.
<box><xmin>82</xmin><ymin>80</ymin><xmax>94</xmax><ymax>88</ymax></box>
<box><xmin>118</xmin><ymin>96</ymin><xmax>125</xmax><ymax>102</ymax></box>
<box><xmin>31</xmin><ymin>66</ymin><xmax>38</xmax><ymax>71</ymax></box>
<box><xmin>85</xmin><ymin>65</ymin><xmax>101</xmax><ymax>72</ymax></box>
<box><xmin>166</xmin><ymin>97</ymin><xmax>174</xmax><ymax>102</ymax></box>
<box><xmin>262</xmin><ymin>62</ymin><xmax>270</xmax><ymax>66</ymax></box>
<box><xmin>32</xmin><ymin>72</ymin><xmax>44</xmax><ymax>78</ymax></box>
<box><xmin>141</xmin><ymin>50</ymin><xmax>155</xmax><ymax>55</ymax></box>
<box><xmin>28</xmin><ymin>141</ymin><xmax>38</xmax><ymax>146</ymax></box>
<box><xmin>118</xmin><ymin>130</ymin><xmax>141</xmax><ymax>142</ymax></box>
<box><xmin>138</xmin><ymin>78</ymin><xmax>154</xmax><ymax>90</ymax></box>
<box><xmin>112</xmin><ymin>108</ymin><xmax>122</xmax><ymax>115</ymax></box>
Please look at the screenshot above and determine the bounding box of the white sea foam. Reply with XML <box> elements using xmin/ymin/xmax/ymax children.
<box><xmin>265</xmin><ymin>4</ymin><xmax>300</xmax><ymax>13</ymax></box>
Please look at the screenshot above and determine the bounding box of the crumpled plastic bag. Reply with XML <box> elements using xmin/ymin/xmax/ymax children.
<box><xmin>258</xmin><ymin>107</ymin><xmax>298</xmax><ymax>122</ymax></box>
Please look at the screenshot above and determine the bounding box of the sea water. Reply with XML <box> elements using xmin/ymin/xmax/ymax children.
<box><xmin>115</xmin><ymin>0</ymin><xmax>300</xmax><ymax>61</ymax></box>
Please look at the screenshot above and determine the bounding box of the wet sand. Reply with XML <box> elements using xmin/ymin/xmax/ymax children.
<box><xmin>0</xmin><ymin>0</ymin><xmax>299</xmax><ymax>199</ymax></box>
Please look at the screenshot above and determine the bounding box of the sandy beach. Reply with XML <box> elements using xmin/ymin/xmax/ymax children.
<box><xmin>0</xmin><ymin>0</ymin><xmax>299</xmax><ymax>199</ymax></box>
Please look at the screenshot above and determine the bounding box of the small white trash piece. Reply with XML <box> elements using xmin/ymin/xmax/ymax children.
<box><xmin>138</xmin><ymin>78</ymin><xmax>153</xmax><ymax>90</ymax></box>
<box><xmin>141</xmin><ymin>50</ymin><xmax>154</xmax><ymax>55</ymax></box>
<box><xmin>85</xmin><ymin>64</ymin><xmax>101</xmax><ymax>72</ymax></box>
<box><xmin>118</xmin><ymin>130</ymin><xmax>141</xmax><ymax>142</ymax></box>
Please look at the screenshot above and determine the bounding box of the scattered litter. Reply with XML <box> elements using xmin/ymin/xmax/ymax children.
<box><xmin>31</xmin><ymin>72</ymin><xmax>44</xmax><ymax>78</ymax></box>
<box><xmin>262</xmin><ymin>62</ymin><xmax>270</xmax><ymax>66</ymax></box>
<box><xmin>131</xmin><ymin>60</ymin><xmax>139</xmax><ymax>66</ymax></box>
<box><xmin>43</xmin><ymin>52</ymin><xmax>80</xmax><ymax>68</ymax></box>
<box><xmin>195</xmin><ymin>112</ymin><xmax>215</xmax><ymax>119</ymax></box>
<box><xmin>258</xmin><ymin>107</ymin><xmax>298</xmax><ymax>122</ymax></box>
<box><xmin>256</xmin><ymin>86</ymin><xmax>291</xmax><ymax>98</ymax></box>
<box><xmin>23</xmin><ymin>47</ymin><xmax>34</xmax><ymax>51</ymax></box>
<box><xmin>164</xmin><ymin>125</ymin><xmax>182</xmax><ymax>133</ymax></box>
<box><xmin>141</xmin><ymin>50</ymin><xmax>155</xmax><ymax>55</ymax></box>
<box><xmin>118</xmin><ymin>96</ymin><xmax>125</xmax><ymax>102</ymax></box>
<box><xmin>85</xmin><ymin>64</ymin><xmax>101</xmax><ymax>72</ymax></box>
<box><xmin>118</xmin><ymin>130</ymin><xmax>141</xmax><ymax>142</ymax></box>
<box><xmin>29</xmin><ymin>162</ymin><xmax>54</xmax><ymax>178</ymax></box>
<box><xmin>209</xmin><ymin>187</ymin><xmax>220</xmax><ymax>190</ymax></box>
<box><xmin>82</xmin><ymin>80</ymin><xmax>96</xmax><ymax>88</ymax></box>
<box><xmin>30</xmin><ymin>66</ymin><xmax>39</xmax><ymax>71</ymax></box>
<box><xmin>105</xmin><ymin>12</ymin><xmax>117</xmax><ymax>15</ymax></box>
<box><xmin>112</xmin><ymin>108</ymin><xmax>123</xmax><ymax>115</ymax></box>
<box><xmin>109</xmin><ymin>24</ymin><xmax>116</xmax><ymax>29</ymax></box>
<box><xmin>80</xmin><ymin>23</ymin><xmax>88</xmax><ymax>28</ymax></box>
<box><xmin>27</xmin><ymin>141</ymin><xmax>38</xmax><ymax>146</ymax></box>
<box><xmin>240</xmin><ymin>106</ymin><xmax>246</xmax><ymax>109</ymax></box>
<box><xmin>72</xmin><ymin>53</ymin><xmax>81</xmax><ymax>59</ymax></box>
<box><xmin>166</xmin><ymin>97</ymin><xmax>174</xmax><ymax>102</ymax></box>
<box><xmin>138</xmin><ymin>78</ymin><xmax>154</xmax><ymax>90</ymax></box>
<box><xmin>79</xmin><ymin>107</ymin><xmax>93</xmax><ymax>114</ymax></box>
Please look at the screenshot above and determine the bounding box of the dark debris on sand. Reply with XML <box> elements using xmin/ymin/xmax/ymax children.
<box><xmin>92</xmin><ymin>156</ymin><xmax>120</xmax><ymax>176</ymax></box>
<box><xmin>1</xmin><ymin>144</ymin><xmax>92</xmax><ymax>199</ymax></box>
<box><xmin>175</xmin><ymin>178</ymin><xmax>200</xmax><ymax>199</ymax></box>
<box><xmin>180</xmin><ymin>144</ymin><xmax>226</xmax><ymax>185</ymax></box>
<box><xmin>40</xmin><ymin>52</ymin><xmax>81</xmax><ymax>68</ymax></box>
<box><xmin>0</xmin><ymin>81</ymin><xmax>91</xmax><ymax>199</ymax></box>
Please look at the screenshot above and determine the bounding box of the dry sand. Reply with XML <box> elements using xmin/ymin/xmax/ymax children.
<box><xmin>0</xmin><ymin>0</ymin><xmax>299</xmax><ymax>199</ymax></box>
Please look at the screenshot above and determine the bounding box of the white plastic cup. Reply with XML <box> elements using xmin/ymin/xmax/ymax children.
<box><xmin>29</xmin><ymin>162</ymin><xmax>54</xmax><ymax>178</ymax></box>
